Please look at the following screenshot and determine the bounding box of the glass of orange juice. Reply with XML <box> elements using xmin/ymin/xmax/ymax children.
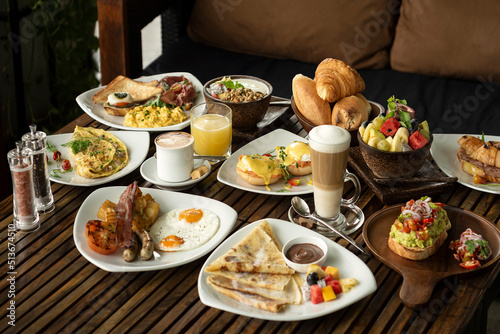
<box><xmin>190</xmin><ymin>102</ymin><xmax>232</xmax><ymax>157</ymax></box>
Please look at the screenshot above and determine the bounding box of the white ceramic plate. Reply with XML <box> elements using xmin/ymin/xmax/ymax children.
<box><xmin>74</xmin><ymin>187</ymin><xmax>238</xmax><ymax>272</ymax></box>
<box><xmin>46</xmin><ymin>131</ymin><xmax>149</xmax><ymax>186</ymax></box>
<box><xmin>431</xmin><ymin>133</ymin><xmax>500</xmax><ymax>194</ymax></box>
<box><xmin>198</xmin><ymin>218</ymin><xmax>377</xmax><ymax>321</ymax></box>
<box><xmin>217</xmin><ymin>129</ymin><xmax>313</xmax><ymax>195</ymax></box>
<box><xmin>75</xmin><ymin>72</ymin><xmax>204</xmax><ymax>131</ymax></box>
<box><xmin>140</xmin><ymin>156</ymin><xmax>212</xmax><ymax>191</ymax></box>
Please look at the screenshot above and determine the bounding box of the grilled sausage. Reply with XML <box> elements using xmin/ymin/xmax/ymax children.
<box><xmin>123</xmin><ymin>233</ymin><xmax>139</xmax><ymax>262</ymax></box>
<box><xmin>134</xmin><ymin>227</ymin><xmax>154</xmax><ymax>261</ymax></box>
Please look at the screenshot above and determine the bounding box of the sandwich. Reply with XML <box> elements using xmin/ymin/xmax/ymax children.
<box><xmin>457</xmin><ymin>135</ymin><xmax>500</xmax><ymax>184</ymax></box>
<box><xmin>236</xmin><ymin>154</ymin><xmax>283</xmax><ymax>188</ymax></box>
<box><xmin>92</xmin><ymin>75</ymin><xmax>162</xmax><ymax>116</ymax></box>
<box><xmin>276</xmin><ymin>141</ymin><xmax>312</xmax><ymax>176</ymax></box>
<box><xmin>388</xmin><ymin>197</ymin><xmax>451</xmax><ymax>260</ymax></box>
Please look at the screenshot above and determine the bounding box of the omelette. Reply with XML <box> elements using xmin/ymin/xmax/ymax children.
<box><xmin>65</xmin><ymin>126</ymin><xmax>128</xmax><ymax>178</ymax></box>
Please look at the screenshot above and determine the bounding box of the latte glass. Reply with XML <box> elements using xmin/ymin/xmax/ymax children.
<box><xmin>309</xmin><ymin>125</ymin><xmax>361</xmax><ymax>228</ymax></box>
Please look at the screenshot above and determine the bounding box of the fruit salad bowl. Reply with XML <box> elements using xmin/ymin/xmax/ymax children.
<box><xmin>357</xmin><ymin>131</ymin><xmax>433</xmax><ymax>179</ymax></box>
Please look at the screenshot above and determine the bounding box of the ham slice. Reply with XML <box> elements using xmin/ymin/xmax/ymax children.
<box><xmin>115</xmin><ymin>181</ymin><xmax>137</xmax><ymax>248</ymax></box>
<box><xmin>158</xmin><ymin>75</ymin><xmax>196</xmax><ymax>107</ymax></box>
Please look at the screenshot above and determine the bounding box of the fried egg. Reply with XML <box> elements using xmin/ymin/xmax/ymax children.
<box><xmin>149</xmin><ymin>208</ymin><xmax>219</xmax><ymax>252</ymax></box>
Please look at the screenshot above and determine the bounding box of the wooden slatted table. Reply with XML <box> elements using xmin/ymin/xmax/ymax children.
<box><xmin>1</xmin><ymin>112</ymin><xmax>499</xmax><ymax>333</ymax></box>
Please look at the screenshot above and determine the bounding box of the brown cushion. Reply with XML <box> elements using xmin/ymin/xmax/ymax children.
<box><xmin>187</xmin><ymin>0</ymin><xmax>398</xmax><ymax>69</ymax></box>
<box><xmin>390</xmin><ymin>0</ymin><xmax>500</xmax><ymax>81</ymax></box>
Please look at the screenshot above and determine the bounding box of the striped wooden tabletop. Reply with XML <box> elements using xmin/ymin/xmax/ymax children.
<box><xmin>1</xmin><ymin>112</ymin><xmax>499</xmax><ymax>333</ymax></box>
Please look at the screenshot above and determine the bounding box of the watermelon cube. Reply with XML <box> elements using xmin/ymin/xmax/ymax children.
<box><xmin>379</xmin><ymin>117</ymin><xmax>401</xmax><ymax>137</ymax></box>
<box><xmin>408</xmin><ymin>130</ymin><xmax>429</xmax><ymax>150</ymax></box>
<box><xmin>327</xmin><ymin>279</ymin><xmax>343</xmax><ymax>295</ymax></box>
<box><xmin>310</xmin><ymin>285</ymin><xmax>324</xmax><ymax>304</ymax></box>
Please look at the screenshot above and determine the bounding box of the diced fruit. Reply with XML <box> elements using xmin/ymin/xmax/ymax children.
<box><xmin>377</xmin><ymin>140</ymin><xmax>390</xmax><ymax>151</ymax></box>
<box><xmin>306</xmin><ymin>272</ymin><xmax>319</xmax><ymax>286</ymax></box>
<box><xmin>310</xmin><ymin>285</ymin><xmax>324</xmax><ymax>304</ymax></box>
<box><xmin>362</xmin><ymin>123</ymin><xmax>374</xmax><ymax>143</ymax></box>
<box><xmin>370</xmin><ymin>129</ymin><xmax>385</xmax><ymax>140</ymax></box>
<box><xmin>408</xmin><ymin>130</ymin><xmax>429</xmax><ymax>150</ymax></box>
<box><xmin>358</xmin><ymin>125</ymin><xmax>366</xmax><ymax>138</ymax></box>
<box><xmin>301</xmin><ymin>285</ymin><xmax>311</xmax><ymax>301</ymax></box>
<box><xmin>307</xmin><ymin>264</ymin><xmax>326</xmax><ymax>279</ymax></box>
<box><xmin>420</xmin><ymin>129</ymin><xmax>430</xmax><ymax>140</ymax></box>
<box><xmin>390</xmin><ymin>136</ymin><xmax>404</xmax><ymax>152</ymax></box>
<box><xmin>379</xmin><ymin>117</ymin><xmax>400</xmax><ymax>137</ymax></box>
<box><xmin>371</xmin><ymin>116</ymin><xmax>384</xmax><ymax>130</ymax></box>
<box><xmin>419</xmin><ymin>120</ymin><xmax>430</xmax><ymax>133</ymax></box>
<box><xmin>393</xmin><ymin>127</ymin><xmax>409</xmax><ymax>144</ymax></box>
<box><xmin>327</xmin><ymin>279</ymin><xmax>343</xmax><ymax>295</ymax></box>
<box><xmin>324</xmin><ymin>266</ymin><xmax>340</xmax><ymax>280</ymax></box>
<box><xmin>322</xmin><ymin>286</ymin><xmax>337</xmax><ymax>302</ymax></box>
<box><xmin>402</xmin><ymin>143</ymin><xmax>412</xmax><ymax>152</ymax></box>
<box><xmin>317</xmin><ymin>278</ymin><xmax>326</xmax><ymax>288</ymax></box>
<box><xmin>368</xmin><ymin>136</ymin><xmax>382</xmax><ymax>148</ymax></box>
<box><xmin>324</xmin><ymin>274</ymin><xmax>333</xmax><ymax>283</ymax></box>
<box><xmin>339</xmin><ymin>278</ymin><xmax>359</xmax><ymax>293</ymax></box>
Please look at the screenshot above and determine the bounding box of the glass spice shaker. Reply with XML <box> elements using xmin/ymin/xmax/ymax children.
<box><xmin>8</xmin><ymin>142</ymin><xmax>40</xmax><ymax>231</ymax></box>
<box><xmin>22</xmin><ymin>124</ymin><xmax>55</xmax><ymax>213</ymax></box>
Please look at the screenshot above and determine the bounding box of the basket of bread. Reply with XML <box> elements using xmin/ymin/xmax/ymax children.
<box><xmin>291</xmin><ymin>58</ymin><xmax>383</xmax><ymax>146</ymax></box>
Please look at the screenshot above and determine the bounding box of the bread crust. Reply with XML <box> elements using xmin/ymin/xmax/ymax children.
<box><xmin>331</xmin><ymin>94</ymin><xmax>371</xmax><ymax>130</ymax></box>
<box><xmin>103</xmin><ymin>105</ymin><xmax>133</xmax><ymax>117</ymax></box>
<box><xmin>388</xmin><ymin>228</ymin><xmax>448</xmax><ymax>261</ymax></box>
<box><xmin>292</xmin><ymin>74</ymin><xmax>331</xmax><ymax>125</ymax></box>
<box><xmin>286</xmin><ymin>163</ymin><xmax>312</xmax><ymax>176</ymax></box>
<box><xmin>236</xmin><ymin>167</ymin><xmax>281</xmax><ymax>186</ymax></box>
<box><xmin>314</xmin><ymin>58</ymin><xmax>365</xmax><ymax>102</ymax></box>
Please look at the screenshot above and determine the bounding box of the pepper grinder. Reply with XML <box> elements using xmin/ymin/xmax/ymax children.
<box><xmin>22</xmin><ymin>124</ymin><xmax>55</xmax><ymax>213</ymax></box>
<box><xmin>8</xmin><ymin>142</ymin><xmax>40</xmax><ymax>231</ymax></box>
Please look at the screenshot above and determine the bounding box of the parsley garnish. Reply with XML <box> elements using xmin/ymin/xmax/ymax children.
<box><xmin>62</xmin><ymin>139</ymin><xmax>92</xmax><ymax>154</ymax></box>
<box><xmin>46</xmin><ymin>141</ymin><xmax>57</xmax><ymax>152</ymax></box>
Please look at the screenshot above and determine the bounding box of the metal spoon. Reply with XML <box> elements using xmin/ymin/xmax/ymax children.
<box><xmin>291</xmin><ymin>196</ymin><xmax>369</xmax><ymax>255</ymax></box>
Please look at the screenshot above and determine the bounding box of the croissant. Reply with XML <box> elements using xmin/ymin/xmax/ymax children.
<box><xmin>457</xmin><ymin>135</ymin><xmax>500</xmax><ymax>184</ymax></box>
<box><xmin>314</xmin><ymin>58</ymin><xmax>365</xmax><ymax>102</ymax></box>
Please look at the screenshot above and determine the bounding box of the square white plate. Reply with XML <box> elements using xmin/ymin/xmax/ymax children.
<box><xmin>198</xmin><ymin>218</ymin><xmax>377</xmax><ymax>321</ymax></box>
<box><xmin>46</xmin><ymin>131</ymin><xmax>149</xmax><ymax>186</ymax></box>
<box><xmin>73</xmin><ymin>187</ymin><xmax>238</xmax><ymax>272</ymax></box>
<box><xmin>218</xmin><ymin>129</ymin><xmax>313</xmax><ymax>195</ymax></box>
<box><xmin>431</xmin><ymin>133</ymin><xmax>500</xmax><ymax>194</ymax></box>
<box><xmin>75</xmin><ymin>72</ymin><xmax>204</xmax><ymax>132</ymax></box>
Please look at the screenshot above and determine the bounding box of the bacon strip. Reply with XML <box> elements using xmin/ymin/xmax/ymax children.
<box><xmin>115</xmin><ymin>181</ymin><xmax>137</xmax><ymax>248</ymax></box>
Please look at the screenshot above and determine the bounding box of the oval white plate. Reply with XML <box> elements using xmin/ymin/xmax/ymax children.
<box><xmin>198</xmin><ymin>218</ymin><xmax>377</xmax><ymax>321</ymax></box>
<box><xmin>431</xmin><ymin>133</ymin><xmax>500</xmax><ymax>194</ymax></box>
<box><xmin>75</xmin><ymin>72</ymin><xmax>204</xmax><ymax>132</ymax></box>
<box><xmin>73</xmin><ymin>187</ymin><xmax>238</xmax><ymax>272</ymax></box>
<box><xmin>217</xmin><ymin>129</ymin><xmax>314</xmax><ymax>195</ymax></box>
<box><xmin>46</xmin><ymin>131</ymin><xmax>149</xmax><ymax>186</ymax></box>
<box><xmin>140</xmin><ymin>156</ymin><xmax>212</xmax><ymax>191</ymax></box>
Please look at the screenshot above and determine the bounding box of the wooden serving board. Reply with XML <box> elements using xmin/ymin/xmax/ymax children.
<box><xmin>348</xmin><ymin>146</ymin><xmax>455</xmax><ymax>204</ymax></box>
<box><xmin>363</xmin><ymin>205</ymin><xmax>500</xmax><ymax>310</ymax></box>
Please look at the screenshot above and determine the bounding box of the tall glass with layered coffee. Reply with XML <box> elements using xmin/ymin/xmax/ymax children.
<box><xmin>309</xmin><ymin>125</ymin><xmax>361</xmax><ymax>227</ymax></box>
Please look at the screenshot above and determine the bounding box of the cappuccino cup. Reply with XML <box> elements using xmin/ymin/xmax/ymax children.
<box><xmin>155</xmin><ymin>132</ymin><xmax>194</xmax><ymax>182</ymax></box>
<box><xmin>309</xmin><ymin>125</ymin><xmax>361</xmax><ymax>225</ymax></box>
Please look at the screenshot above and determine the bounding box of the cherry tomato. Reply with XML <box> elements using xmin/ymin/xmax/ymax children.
<box><xmin>114</xmin><ymin>102</ymin><xmax>130</xmax><ymax>107</ymax></box>
<box><xmin>422</xmin><ymin>217</ymin><xmax>434</xmax><ymax>224</ymax></box>
<box><xmin>416</xmin><ymin>230</ymin><xmax>429</xmax><ymax>241</ymax></box>
<box><xmin>61</xmin><ymin>159</ymin><xmax>71</xmax><ymax>171</ymax></box>
<box><xmin>85</xmin><ymin>220</ymin><xmax>117</xmax><ymax>255</ymax></box>
<box><xmin>171</xmin><ymin>83</ymin><xmax>182</xmax><ymax>93</ymax></box>
<box><xmin>211</xmin><ymin>93</ymin><xmax>218</xmax><ymax>98</ymax></box>
<box><xmin>53</xmin><ymin>151</ymin><xmax>61</xmax><ymax>161</ymax></box>
<box><xmin>460</xmin><ymin>259</ymin><xmax>480</xmax><ymax>270</ymax></box>
<box><xmin>403</xmin><ymin>226</ymin><xmax>411</xmax><ymax>233</ymax></box>
<box><xmin>287</xmin><ymin>178</ymin><xmax>301</xmax><ymax>186</ymax></box>
<box><xmin>262</xmin><ymin>153</ymin><xmax>272</xmax><ymax>157</ymax></box>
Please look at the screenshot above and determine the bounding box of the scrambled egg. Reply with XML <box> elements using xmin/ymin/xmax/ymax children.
<box><xmin>124</xmin><ymin>105</ymin><xmax>189</xmax><ymax>128</ymax></box>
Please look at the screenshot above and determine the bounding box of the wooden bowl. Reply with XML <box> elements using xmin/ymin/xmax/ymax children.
<box><xmin>357</xmin><ymin>131</ymin><xmax>433</xmax><ymax>179</ymax></box>
<box><xmin>290</xmin><ymin>95</ymin><xmax>384</xmax><ymax>146</ymax></box>
<box><xmin>203</xmin><ymin>75</ymin><xmax>272</xmax><ymax>131</ymax></box>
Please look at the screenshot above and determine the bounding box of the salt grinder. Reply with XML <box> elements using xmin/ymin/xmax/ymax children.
<box><xmin>22</xmin><ymin>124</ymin><xmax>55</xmax><ymax>213</ymax></box>
<box><xmin>8</xmin><ymin>142</ymin><xmax>40</xmax><ymax>231</ymax></box>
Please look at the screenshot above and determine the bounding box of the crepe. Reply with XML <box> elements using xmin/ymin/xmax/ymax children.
<box><xmin>207</xmin><ymin>275</ymin><xmax>301</xmax><ymax>305</ymax></box>
<box><xmin>205</xmin><ymin>222</ymin><xmax>294</xmax><ymax>274</ymax></box>
<box><xmin>207</xmin><ymin>270</ymin><xmax>292</xmax><ymax>291</ymax></box>
<box><xmin>69</xmin><ymin>126</ymin><xmax>128</xmax><ymax>178</ymax></box>
<box><xmin>207</xmin><ymin>280</ymin><xmax>287</xmax><ymax>313</ymax></box>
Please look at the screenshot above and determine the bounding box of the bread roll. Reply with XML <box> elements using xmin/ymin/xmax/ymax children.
<box><xmin>331</xmin><ymin>93</ymin><xmax>371</xmax><ymax>130</ymax></box>
<box><xmin>292</xmin><ymin>74</ymin><xmax>331</xmax><ymax>125</ymax></box>
<box><xmin>388</xmin><ymin>228</ymin><xmax>448</xmax><ymax>261</ymax></box>
<box><xmin>314</xmin><ymin>58</ymin><xmax>365</xmax><ymax>102</ymax></box>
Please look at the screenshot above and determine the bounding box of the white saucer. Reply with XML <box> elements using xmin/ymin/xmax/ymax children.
<box><xmin>288</xmin><ymin>199</ymin><xmax>365</xmax><ymax>236</ymax></box>
<box><xmin>140</xmin><ymin>157</ymin><xmax>211</xmax><ymax>191</ymax></box>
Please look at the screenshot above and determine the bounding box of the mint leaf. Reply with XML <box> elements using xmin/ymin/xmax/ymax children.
<box><xmin>399</xmin><ymin>110</ymin><xmax>411</xmax><ymax>128</ymax></box>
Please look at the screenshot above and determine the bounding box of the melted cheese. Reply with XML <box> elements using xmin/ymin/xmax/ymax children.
<box><xmin>238</xmin><ymin>155</ymin><xmax>282</xmax><ymax>185</ymax></box>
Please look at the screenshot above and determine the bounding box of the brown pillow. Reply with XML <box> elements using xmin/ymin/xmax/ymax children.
<box><xmin>187</xmin><ymin>0</ymin><xmax>398</xmax><ymax>69</ymax></box>
<box><xmin>390</xmin><ymin>0</ymin><xmax>500</xmax><ymax>81</ymax></box>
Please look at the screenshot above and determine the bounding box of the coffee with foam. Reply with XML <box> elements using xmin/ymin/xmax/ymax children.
<box><xmin>309</xmin><ymin>125</ymin><xmax>351</xmax><ymax>218</ymax></box>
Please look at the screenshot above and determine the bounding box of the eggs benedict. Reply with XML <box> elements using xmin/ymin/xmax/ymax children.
<box><xmin>277</xmin><ymin>141</ymin><xmax>312</xmax><ymax>176</ymax></box>
<box><xmin>236</xmin><ymin>154</ymin><xmax>283</xmax><ymax>188</ymax></box>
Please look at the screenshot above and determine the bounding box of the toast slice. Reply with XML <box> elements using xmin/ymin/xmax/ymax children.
<box><xmin>92</xmin><ymin>76</ymin><xmax>162</xmax><ymax>104</ymax></box>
